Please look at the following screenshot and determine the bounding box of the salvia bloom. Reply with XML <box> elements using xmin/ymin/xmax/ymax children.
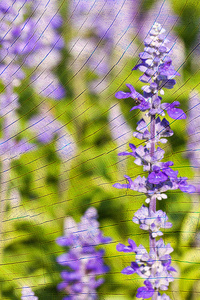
<box><xmin>21</xmin><ymin>286</ymin><xmax>38</xmax><ymax>300</ymax></box>
<box><xmin>114</xmin><ymin>22</ymin><xmax>195</xmax><ymax>299</ymax></box>
<box><xmin>56</xmin><ymin>207</ymin><xmax>111</xmax><ymax>299</ymax></box>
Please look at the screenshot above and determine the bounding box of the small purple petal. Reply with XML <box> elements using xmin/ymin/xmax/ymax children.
<box><xmin>115</xmin><ymin>91</ymin><xmax>132</xmax><ymax>99</ymax></box>
<box><xmin>166</xmin><ymin>102</ymin><xmax>187</xmax><ymax>119</ymax></box>
<box><xmin>121</xmin><ymin>266</ymin><xmax>135</xmax><ymax>275</ymax></box>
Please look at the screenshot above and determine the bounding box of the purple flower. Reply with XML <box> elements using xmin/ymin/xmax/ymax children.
<box><xmin>56</xmin><ymin>130</ymin><xmax>76</xmax><ymax>160</ymax></box>
<box><xmin>0</xmin><ymin>0</ymin><xmax>65</xmax><ymax>175</ymax></box>
<box><xmin>29</xmin><ymin>114</ymin><xmax>61</xmax><ymax>144</ymax></box>
<box><xmin>31</xmin><ymin>72</ymin><xmax>65</xmax><ymax>100</ymax></box>
<box><xmin>158</xmin><ymin>294</ymin><xmax>171</xmax><ymax>300</ymax></box>
<box><xmin>113</xmin><ymin>22</ymin><xmax>194</xmax><ymax>299</ymax></box>
<box><xmin>161</xmin><ymin>101</ymin><xmax>187</xmax><ymax>120</ymax></box>
<box><xmin>69</xmin><ymin>0</ymin><xmax>116</xmax><ymax>94</ymax></box>
<box><xmin>116</xmin><ymin>239</ymin><xmax>137</xmax><ymax>253</ymax></box>
<box><xmin>115</xmin><ymin>84</ymin><xmax>151</xmax><ymax>112</ymax></box>
<box><xmin>132</xmin><ymin>205</ymin><xmax>172</xmax><ymax>238</ymax></box>
<box><xmin>136</xmin><ymin>280</ymin><xmax>155</xmax><ymax>298</ymax></box>
<box><xmin>133</xmin><ymin>23</ymin><xmax>180</xmax><ymax>96</ymax></box>
<box><xmin>178</xmin><ymin>178</ymin><xmax>196</xmax><ymax>193</ymax></box>
<box><xmin>115</xmin><ymin>84</ymin><xmax>146</xmax><ymax>102</ymax></box>
<box><xmin>117</xmin><ymin>238</ymin><xmax>175</xmax><ymax>295</ymax></box>
<box><xmin>148</xmin><ymin>166</ymin><xmax>168</xmax><ymax>184</ymax></box>
<box><xmin>56</xmin><ymin>207</ymin><xmax>111</xmax><ymax>299</ymax></box>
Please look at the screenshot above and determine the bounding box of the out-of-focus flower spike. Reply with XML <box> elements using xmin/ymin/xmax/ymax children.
<box><xmin>56</xmin><ymin>207</ymin><xmax>111</xmax><ymax>299</ymax></box>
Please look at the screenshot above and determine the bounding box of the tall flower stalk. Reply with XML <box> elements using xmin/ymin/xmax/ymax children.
<box><xmin>113</xmin><ymin>22</ymin><xmax>195</xmax><ymax>299</ymax></box>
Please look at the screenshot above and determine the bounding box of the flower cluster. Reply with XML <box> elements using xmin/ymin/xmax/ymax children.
<box><xmin>114</xmin><ymin>22</ymin><xmax>195</xmax><ymax>299</ymax></box>
<box><xmin>117</xmin><ymin>238</ymin><xmax>175</xmax><ymax>298</ymax></box>
<box><xmin>56</xmin><ymin>207</ymin><xmax>111</xmax><ymax>299</ymax></box>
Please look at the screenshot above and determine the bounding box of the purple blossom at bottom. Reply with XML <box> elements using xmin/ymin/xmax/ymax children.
<box><xmin>56</xmin><ymin>207</ymin><xmax>111</xmax><ymax>299</ymax></box>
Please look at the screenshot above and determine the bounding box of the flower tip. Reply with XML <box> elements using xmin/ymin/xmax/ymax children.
<box><xmin>115</xmin><ymin>91</ymin><xmax>123</xmax><ymax>99</ymax></box>
<box><xmin>113</xmin><ymin>183</ymin><xmax>124</xmax><ymax>189</ymax></box>
<box><xmin>116</xmin><ymin>243</ymin><xmax>124</xmax><ymax>252</ymax></box>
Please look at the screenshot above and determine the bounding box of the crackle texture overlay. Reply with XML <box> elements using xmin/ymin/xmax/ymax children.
<box><xmin>0</xmin><ymin>1</ymin><xmax>200</xmax><ymax>299</ymax></box>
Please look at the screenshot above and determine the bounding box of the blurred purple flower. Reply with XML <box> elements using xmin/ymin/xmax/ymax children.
<box><xmin>56</xmin><ymin>207</ymin><xmax>111</xmax><ymax>299</ymax></box>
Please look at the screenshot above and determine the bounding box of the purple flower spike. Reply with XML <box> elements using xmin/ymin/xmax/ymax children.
<box><xmin>113</xmin><ymin>22</ymin><xmax>193</xmax><ymax>299</ymax></box>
